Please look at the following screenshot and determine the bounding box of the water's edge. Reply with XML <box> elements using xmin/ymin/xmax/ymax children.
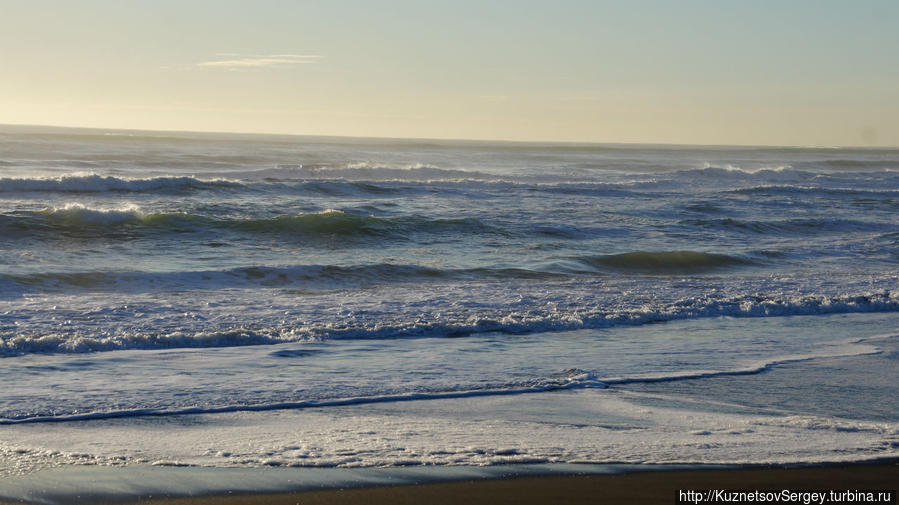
<box><xmin>6</xmin><ymin>460</ymin><xmax>899</xmax><ymax>505</ymax></box>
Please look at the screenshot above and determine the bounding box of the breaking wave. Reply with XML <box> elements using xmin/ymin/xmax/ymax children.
<box><xmin>2</xmin><ymin>290</ymin><xmax>896</xmax><ymax>356</ymax></box>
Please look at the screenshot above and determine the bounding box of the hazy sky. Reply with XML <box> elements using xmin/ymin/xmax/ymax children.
<box><xmin>1</xmin><ymin>0</ymin><xmax>897</xmax><ymax>145</ymax></box>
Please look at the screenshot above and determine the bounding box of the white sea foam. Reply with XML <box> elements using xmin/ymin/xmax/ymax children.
<box><xmin>41</xmin><ymin>203</ymin><xmax>145</xmax><ymax>225</ymax></box>
<box><xmin>1</xmin><ymin>277</ymin><xmax>897</xmax><ymax>355</ymax></box>
<box><xmin>2</xmin><ymin>389</ymin><xmax>897</xmax><ymax>479</ymax></box>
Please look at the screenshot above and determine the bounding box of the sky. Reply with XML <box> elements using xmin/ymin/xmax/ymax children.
<box><xmin>1</xmin><ymin>0</ymin><xmax>897</xmax><ymax>146</ymax></box>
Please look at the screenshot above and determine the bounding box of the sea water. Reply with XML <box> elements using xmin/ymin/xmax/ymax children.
<box><xmin>1</xmin><ymin>125</ymin><xmax>897</xmax><ymax>493</ymax></box>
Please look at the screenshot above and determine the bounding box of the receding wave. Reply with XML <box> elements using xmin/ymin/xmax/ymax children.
<box><xmin>2</xmin><ymin>207</ymin><xmax>498</xmax><ymax>240</ymax></box>
<box><xmin>575</xmin><ymin>251</ymin><xmax>756</xmax><ymax>273</ymax></box>
<box><xmin>0</xmin><ymin>336</ymin><xmax>888</xmax><ymax>423</ymax></box>
<box><xmin>0</xmin><ymin>369</ymin><xmax>607</xmax><ymax>424</ymax></box>
<box><xmin>0</xmin><ymin>174</ymin><xmax>244</xmax><ymax>193</ymax></box>
<box><xmin>603</xmin><ymin>341</ymin><xmax>883</xmax><ymax>385</ymax></box>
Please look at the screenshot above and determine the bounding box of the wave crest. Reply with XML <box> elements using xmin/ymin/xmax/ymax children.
<box><xmin>0</xmin><ymin>174</ymin><xmax>242</xmax><ymax>193</ymax></box>
<box><xmin>40</xmin><ymin>203</ymin><xmax>148</xmax><ymax>225</ymax></box>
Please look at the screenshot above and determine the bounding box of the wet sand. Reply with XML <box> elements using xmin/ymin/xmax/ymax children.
<box><xmin>120</xmin><ymin>463</ymin><xmax>898</xmax><ymax>505</ymax></box>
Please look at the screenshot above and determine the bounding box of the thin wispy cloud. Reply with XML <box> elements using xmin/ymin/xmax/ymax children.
<box><xmin>198</xmin><ymin>54</ymin><xmax>322</xmax><ymax>69</ymax></box>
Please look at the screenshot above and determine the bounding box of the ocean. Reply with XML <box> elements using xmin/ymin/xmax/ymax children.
<box><xmin>1</xmin><ymin>125</ymin><xmax>897</xmax><ymax>497</ymax></box>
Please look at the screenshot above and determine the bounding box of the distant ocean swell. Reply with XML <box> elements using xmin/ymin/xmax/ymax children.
<box><xmin>0</xmin><ymin>168</ymin><xmax>493</xmax><ymax>192</ymax></box>
<box><xmin>0</xmin><ymin>174</ymin><xmax>645</xmax><ymax>200</ymax></box>
<box><xmin>4</xmin><ymin>170</ymin><xmax>899</xmax><ymax>199</ymax></box>
<box><xmin>0</xmin><ymin>174</ymin><xmax>243</xmax><ymax>193</ymax></box>
<box><xmin>0</xmin><ymin>250</ymin><xmax>768</xmax><ymax>295</ymax></box>
<box><xmin>2</xmin><ymin>290</ymin><xmax>896</xmax><ymax>356</ymax></box>
<box><xmin>0</xmin><ymin>173</ymin><xmax>650</xmax><ymax>196</ymax></box>
<box><xmin>5</xmin><ymin>204</ymin><xmax>893</xmax><ymax>243</ymax></box>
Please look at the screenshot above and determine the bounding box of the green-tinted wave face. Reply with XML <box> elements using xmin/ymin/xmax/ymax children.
<box><xmin>230</xmin><ymin>211</ymin><xmax>491</xmax><ymax>237</ymax></box>
<box><xmin>7</xmin><ymin>208</ymin><xmax>493</xmax><ymax>241</ymax></box>
<box><xmin>577</xmin><ymin>250</ymin><xmax>757</xmax><ymax>273</ymax></box>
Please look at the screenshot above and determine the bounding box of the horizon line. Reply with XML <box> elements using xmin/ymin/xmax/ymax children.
<box><xmin>1</xmin><ymin>121</ymin><xmax>896</xmax><ymax>150</ymax></box>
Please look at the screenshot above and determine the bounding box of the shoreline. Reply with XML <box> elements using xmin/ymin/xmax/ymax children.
<box><xmin>1</xmin><ymin>460</ymin><xmax>897</xmax><ymax>505</ymax></box>
<box><xmin>131</xmin><ymin>462</ymin><xmax>899</xmax><ymax>505</ymax></box>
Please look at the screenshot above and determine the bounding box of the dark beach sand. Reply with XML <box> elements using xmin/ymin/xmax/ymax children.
<box><xmin>106</xmin><ymin>463</ymin><xmax>896</xmax><ymax>505</ymax></box>
<box><xmin>1</xmin><ymin>463</ymin><xmax>894</xmax><ymax>505</ymax></box>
